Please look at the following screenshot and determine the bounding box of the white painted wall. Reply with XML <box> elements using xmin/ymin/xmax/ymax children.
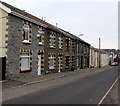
<box><xmin>0</xmin><ymin>2</ymin><xmax>11</xmax><ymax>57</ymax></box>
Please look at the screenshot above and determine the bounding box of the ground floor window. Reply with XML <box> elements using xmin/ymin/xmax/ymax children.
<box><xmin>21</xmin><ymin>52</ymin><xmax>30</xmax><ymax>70</ymax></box>
<box><xmin>76</xmin><ymin>56</ymin><xmax>79</xmax><ymax>67</ymax></box>
<box><xmin>65</xmin><ymin>56</ymin><xmax>70</xmax><ymax>69</ymax></box>
<box><xmin>49</xmin><ymin>55</ymin><xmax>55</xmax><ymax>69</ymax></box>
<box><xmin>72</xmin><ymin>56</ymin><xmax>75</xmax><ymax>67</ymax></box>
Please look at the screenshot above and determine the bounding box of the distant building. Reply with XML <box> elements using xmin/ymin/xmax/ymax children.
<box><xmin>103</xmin><ymin>49</ymin><xmax>117</xmax><ymax>65</ymax></box>
<box><xmin>89</xmin><ymin>47</ymin><xmax>109</xmax><ymax>68</ymax></box>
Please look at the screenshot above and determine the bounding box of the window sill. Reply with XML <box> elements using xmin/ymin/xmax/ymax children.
<box><xmin>50</xmin><ymin>46</ymin><xmax>56</xmax><ymax>49</ymax></box>
<box><xmin>38</xmin><ymin>42</ymin><xmax>44</xmax><ymax>46</ymax></box>
<box><xmin>22</xmin><ymin>40</ymin><xmax>31</xmax><ymax>44</ymax></box>
<box><xmin>20</xmin><ymin>69</ymin><xmax>32</xmax><ymax>73</ymax></box>
<box><xmin>59</xmin><ymin>47</ymin><xmax>63</xmax><ymax>49</ymax></box>
<box><xmin>49</xmin><ymin>66</ymin><xmax>55</xmax><ymax>69</ymax></box>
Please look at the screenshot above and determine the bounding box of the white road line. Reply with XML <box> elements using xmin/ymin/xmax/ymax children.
<box><xmin>97</xmin><ymin>76</ymin><xmax>120</xmax><ymax>105</ymax></box>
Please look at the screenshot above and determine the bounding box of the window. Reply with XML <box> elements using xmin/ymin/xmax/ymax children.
<box><xmin>77</xmin><ymin>57</ymin><xmax>79</xmax><ymax>67</ymax></box>
<box><xmin>77</xmin><ymin>56</ymin><xmax>80</xmax><ymax>67</ymax></box>
<box><xmin>58</xmin><ymin>35</ymin><xmax>63</xmax><ymax>49</ymax></box>
<box><xmin>66</xmin><ymin>38</ymin><xmax>70</xmax><ymax>51</ymax></box>
<box><xmin>65</xmin><ymin>56</ymin><xmax>70</xmax><ymax>68</ymax></box>
<box><xmin>72</xmin><ymin>56</ymin><xmax>75</xmax><ymax>67</ymax></box>
<box><xmin>72</xmin><ymin>41</ymin><xmax>75</xmax><ymax>53</ymax></box>
<box><xmin>87</xmin><ymin>47</ymin><xmax>89</xmax><ymax>54</ymax></box>
<box><xmin>50</xmin><ymin>31</ymin><xmax>55</xmax><ymax>48</ymax></box>
<box><xmin>37</xmin><ymin>27</ymin><xmax>44</xmax><ymax>45</ymax></box>
<box><xmin>22</xmin><ymin>21</ymin><xmax>32</xmax><ymax>43</ymax></box>
<box><xmin>84</xmin><ymin>57</ymin><xmax>86</xmax><ymax>67</ymax></box>
<box><xmin>84</xmin><ymin>46</ymin><xmax>87</xmax><ymax>54</ymax></box>
<box><xmin>23</xmin><ymin>24</ymin><xmax>30</xmax><ymax>42</ymax></box>
<box><xmin>77</xmin><ymin>43</ymin><xmax>79</xmax><ymax>53</ymax></box>
<box><xmin>49</xmin><ymin>55</ymin><xmax>55</xmax><ymax>69</ymax></box>
<box><xmin>21</xmin><ymin>53</ymin><xmax>30</xmax><ymax>70</ymax></box>
<box><xmin>81</xmin><ymin>44</ymin><xmax>84</xmax><ymax>53</ymax></box>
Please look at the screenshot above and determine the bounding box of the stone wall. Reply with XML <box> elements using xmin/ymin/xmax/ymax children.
<box><xmin>6</xmin><ymin>14</ymin><xmax>44</xmax><ymax>79</ymax></box>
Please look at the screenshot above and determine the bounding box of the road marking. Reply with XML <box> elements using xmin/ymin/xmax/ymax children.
<box><xmin>97</xmin><ymin>75</ymin><xmax>119</xmax><ymax>105</ymax></box>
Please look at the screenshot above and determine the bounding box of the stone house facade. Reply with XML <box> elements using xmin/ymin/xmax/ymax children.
<box><xmin>0</xmin><ymin>1</ymin><xmax>90</xmax><ymax>80</ymax></box>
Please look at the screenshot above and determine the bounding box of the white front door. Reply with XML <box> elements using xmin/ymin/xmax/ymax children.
<box><xmin>38</xmin><ymin>55</ymin><xmax>41</xmax><ymax>75</ymax></box>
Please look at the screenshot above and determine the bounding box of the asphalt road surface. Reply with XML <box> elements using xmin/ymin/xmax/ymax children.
<box><xmin>3</xmin><ymin>66</ymin><xmax>118</xmax><ymax>104</ymax></box>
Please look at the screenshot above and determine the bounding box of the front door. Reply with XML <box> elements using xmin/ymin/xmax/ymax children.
<box><xmin>38</xmin><ymin>55</ymin><xmax>41</xmax><ymax>75</ymax></box>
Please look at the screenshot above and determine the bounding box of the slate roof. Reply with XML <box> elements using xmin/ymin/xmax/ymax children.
<box><xmin>1</xmin><ymin>1</ymin><xmax>90</xmax><ymax>45</ymax></box>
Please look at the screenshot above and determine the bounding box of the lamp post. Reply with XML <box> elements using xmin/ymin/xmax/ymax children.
<box><xmin>77</xmin><ymin>34</ymin><xmax>84</xmax><ymax>70</ymax></box>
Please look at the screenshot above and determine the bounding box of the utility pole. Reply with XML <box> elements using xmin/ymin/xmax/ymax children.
<box><xmin>99</xmin><ymin>37</ymin><xmax>101</xmax><ymax>68</ymax></box>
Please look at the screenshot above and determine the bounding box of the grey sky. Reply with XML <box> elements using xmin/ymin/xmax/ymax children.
<box><xmin>2</xmin><ymin>0</ymin><xmax>118</xmax><ymax>49</ymax></box>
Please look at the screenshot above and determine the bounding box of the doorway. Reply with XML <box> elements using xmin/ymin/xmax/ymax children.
<box><xmin>38</xmin><ymin>55</ymin><xmax>41</xmax><ymax>75</ymax></box>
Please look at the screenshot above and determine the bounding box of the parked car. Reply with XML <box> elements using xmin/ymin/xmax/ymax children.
<box><xmin>111</xmin><ymin>62</ymin><xmax>118</xmax><ymax>66</ymax></box>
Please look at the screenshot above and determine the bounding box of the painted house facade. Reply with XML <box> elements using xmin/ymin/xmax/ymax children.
<box><xmin>0</xmin><ymin>2</ymin><xmax>90</xmax><ymax>80</ymax></box>
<box><xmin>89</xmin><ymin>46</ymin><xmax>109</xmax><ymax>68</ymax></box>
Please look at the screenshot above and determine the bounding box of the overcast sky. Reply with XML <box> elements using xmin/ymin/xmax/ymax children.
<box><xmin>2</xmin><ymin>0</ymin><xmax>119</xmax><ymax>49</ymax></box>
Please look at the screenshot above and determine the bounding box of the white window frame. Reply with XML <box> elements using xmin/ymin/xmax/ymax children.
<box><xmin>23</xmin><ymin>24</ymin><xmax>30</xmax><ymax>43</ymax></box>
<box><xmin>58</xmin><ymin>36</ymin><xmax>63</xmax><ymax>49</ymax></box>
<box><xmin>84</xmin><ymin>57</ymin><xmax>86</xmax><ymax>67</ymax></box>
<box><xmin>76</xmin><ymin>57</ymin><xmax>79</xmax><ymax>67</ymax></box>
<box><xmin>37</xmin><ymin>27</ymin><xmax>44</xmax><ymax>45</ymax></box>
<box><xmin>50</xmin><ymin>31</ymin><xmax>55</xmax><ymax>48</ymax></box>
<box><xmin>49</xmin><ymin>55</ymin><xmax>55</xmax><ymax>69</ymax></box>
<box><xmin>77</xmin><ymin>43</ymin><xmax>79</xmax><ymax>53</ymax></box>
<box><xmin>21</xmin><ymin>52</ymin><xmax>30</xmax><ymax>70</ymax></box>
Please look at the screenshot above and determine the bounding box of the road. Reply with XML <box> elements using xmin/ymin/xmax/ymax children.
<box><xmin>2</xmin><ymin>66</ymin><xmax>118</xmax><ymax>104</ymax></box>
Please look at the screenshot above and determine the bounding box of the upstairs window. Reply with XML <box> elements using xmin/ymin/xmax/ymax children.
<box><xmin>37</xmin><ymin>27</ymin><xmax>45</xmax><ymax>45</ymax></box>
<box><xmin>65</xmin><ymin>38</ymin><xmax>70</xmax><ymax>51</ymax></box>
<box><xmin>22</xmin><ymin>21</ymin><xmax>32</xmax><ymax>43</ymax></box>
<box><xmin>72</xmin><ymin>40</ymin><xmax>75</xmax><ymax>53</ymax></box>
<box><xmin>81</xmin><ymin>44</ymin><xmax>84</xmax><ymax>53</ymax></box>
<box><xmin>77</xmin><ymin>43</ymin><xmax>79</xmax><ymax>53</ymax></box>
<box><xmin>49</xmin><ymin>31</ymin><xmax>55</xmax><ymax>48</ymax></box>
<box><xmin>58</xmin><ymin>35</ymin><xmax>63</xmax><ymax>49</ymax></box>
<box><xmin>23</xmin><ymin>24</ymin><xmax>29</xmax><ymax>41</ymax></box>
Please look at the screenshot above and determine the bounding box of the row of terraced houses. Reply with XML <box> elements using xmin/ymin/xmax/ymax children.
<box><xmin>0</xmin><ymin>1</ymin><xmax>110</xmax><ymax>80</ymax></box>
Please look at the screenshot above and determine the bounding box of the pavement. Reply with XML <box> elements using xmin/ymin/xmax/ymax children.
<box><xmin>2</xmin><ymin>66</ymin><xmax>111</xmax><ymax>90</ymax></box>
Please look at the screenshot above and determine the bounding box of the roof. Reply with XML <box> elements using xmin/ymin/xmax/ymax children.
<box><xmin>59</xmin><ymin>28</ymin><xmax>90</xmax><ymax>45</ymax></box>
<box><xmin>90</xmin><ymin>46</ymin><xmax>109</xmax><ymax>54</ymax></box>
<box><xmin>1</xmin><ymin>1</ymin><xmax>90</xmax><ymax>45</ymax></box>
